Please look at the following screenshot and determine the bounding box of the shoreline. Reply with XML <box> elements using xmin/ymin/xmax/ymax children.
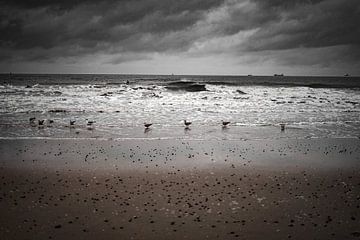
<box><xmin>1</xmin><ymin>137</ymin><xmax>359</xmax><ymax>170</ymax></box>
<box><xmin>1</xmin><ymin>135</ymin><xmax>360</xmax><ymax>140</ymax></box>
<box><xmin>0</xmin><ymin>123</ymin><xmax>359</xmax><ymax>144</ymax></box>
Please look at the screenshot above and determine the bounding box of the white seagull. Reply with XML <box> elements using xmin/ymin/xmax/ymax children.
<box><xmin>86</xmin><ymin>119</ymin><xmax>96</xmax><ymax>126</ymax></box>
<box><xmin>184</xmin><ymin>120</ymin><xmax>192</xmax><ymax>127</ymax></box>
<box><xmin>144</xmin><ymin>123</ymin><xmax>153</xmax><ymax>129</ymax></box>
<box><xmin>222</xmin><ymin>121</ymin><xmax>230</xmax><ymax>127</ymax></box>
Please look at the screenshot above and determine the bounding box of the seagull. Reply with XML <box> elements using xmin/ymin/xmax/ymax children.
<box><xmin>70</xmin><ymin>120</ymin><xmax>76</xmax><ymax>126</ymax></box>
<box><xmin>29</xmin><ymin>117</ymin><xmax>36</xmax><ymax>123</ymax></box>
<box><xmin>86</xmin><ymin>119</ymin><xmax>95</xmax><ymax>130</ymax></box>
<box><xmin>184</xmin><ymin>120</ymin><xmax>192</xmax><ymax>127</ymax></box>
<box><xmin>144</xmin><ymin>123</ymin><xmax>152</xmax><ymax>128</ymax></box>
<box><xmin>86</xmin><ymin>119</ymin><xmax>96</xmax><ymax>126</ymax></box>
<box><xmin>222</xmin><ymin>121</ymin><xmax>230</xmax><ymax>127</ymax></box>
<box><xmin>38</xmin><ymin>119</ymin><xmax>45</xmax><ymax>125</ymax></box>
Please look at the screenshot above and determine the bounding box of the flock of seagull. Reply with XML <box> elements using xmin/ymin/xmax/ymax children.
<box><xmin>29</xmin><ymin>117</ymin><xmax>232</xmax><ymax>130</ymax></box>
<box><xmin>29</xmin><ymin>117</ymin><xmax>96</xmax><ymax>129</ymax></box>
<box><xmin>28</xmin><ymin>117</ymin><xmax>287</xmax><ymax>132</ymax></box>
<box><xmin>143</xmin><ymin>120</ymin><xmax>230</xmax><ymax>130</ymax></box>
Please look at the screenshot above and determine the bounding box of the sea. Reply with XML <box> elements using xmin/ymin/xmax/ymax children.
<box><xmin>1</xmin><ymin>74</ymin><xmax>359</xmax><ymax>140</ymax></box>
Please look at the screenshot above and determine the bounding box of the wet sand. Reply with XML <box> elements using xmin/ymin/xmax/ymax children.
<box><xmin>0</xmin><ymin>138</ymin><xmax>360</xmax><ymax>240</ymax></box>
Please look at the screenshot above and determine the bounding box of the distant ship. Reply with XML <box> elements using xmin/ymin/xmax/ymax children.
<box><xmin>274</xmin><ymin>73</ymin><xmax>284</xmax><ymax>77</ymax></box>
<box><xmin>344</xmin><ymin>73</ymin><xmax>350</xmax><ymax>77</ymax></box>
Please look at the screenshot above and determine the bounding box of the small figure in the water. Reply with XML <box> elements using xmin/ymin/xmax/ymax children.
<box><xmin>184</xmin><ymin>120</ymin><xmax>192</xmax><ymax>129</ymax></box>
<box><xmin>144</xmin><ymin>123</ymin><xmax>152</xmax><ymax>129</ymax></box>
<box><xmin>29</xmin><ymin>117</ymin><xmax>36</xmax><ymax>124</ymax></box>
<box><xmin>222</xmin><ymin>120</ymin><xmax>230</xmax><ymax>127</ymax></box>
<box><xmin>86</xmin><ymin>119</ymin><xmax>96</xmax><ymax>126</ymax></box>
<box><xmin>70</xmin><ymin>120</ymin><xmax>76</xmax><ymax>127</ymax></box>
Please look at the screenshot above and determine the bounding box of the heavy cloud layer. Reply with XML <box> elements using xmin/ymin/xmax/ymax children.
<box><xmin>0</xmin><ymin>0</ymin><xmax>359</xmax><ymax>72</ymax></box>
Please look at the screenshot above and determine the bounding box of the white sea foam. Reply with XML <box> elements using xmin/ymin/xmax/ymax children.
<box><xmin>1</xmin><ymin>76</ymin><xmax>359</xmax><ymax>139</ymax></box>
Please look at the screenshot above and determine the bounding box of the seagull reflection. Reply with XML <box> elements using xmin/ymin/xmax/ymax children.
<box><xmin>184</xmin><ymin>126</ymin><xmax>191</xmax><ymax>133</ymax></box>
<box><xmin>144</xmin><ymin>127</ymin><xmax>152</xmax><ymax>134</ymax></box>
<box><xmin>222</xmin><ymin>125</ymin><xmax>229</xmax><ymax>131</ymax></box>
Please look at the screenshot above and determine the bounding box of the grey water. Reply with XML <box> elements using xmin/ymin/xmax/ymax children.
<box><xmin>1</xmin><ymin>74</ymin><xmax>359</xmax><ymax>140</ymax></box>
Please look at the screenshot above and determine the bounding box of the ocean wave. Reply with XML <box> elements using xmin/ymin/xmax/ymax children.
<box><xmin>1</xmin><ymin>74</ymin><xmax>360</xmax><ymax>140</ymax></box>
<box><xmin>203</xmin><ymin>81</ymin><xmax>360</xmax><ymax>89</ymax></box>
<box><xmin>165</xmin><ymin>81</ymin><xmax>207</xmax><ymax>92</ymax></box>
<box><xmin>2</xmin><ymin>75</ymin><xmax>360</xmax><ymax>89</ymax></box>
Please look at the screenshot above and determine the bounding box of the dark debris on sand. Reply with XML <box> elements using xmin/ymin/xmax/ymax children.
<box><xmin>0</xmin><ymin>139</ymin><xmax>360</xmax><ymax>240</ymax></box>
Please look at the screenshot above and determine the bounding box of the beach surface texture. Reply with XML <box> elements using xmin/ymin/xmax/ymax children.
<box><xmin>1</xmin><ymin>138</ymin><xmax>360</xmax><ymax>240</ymax></box>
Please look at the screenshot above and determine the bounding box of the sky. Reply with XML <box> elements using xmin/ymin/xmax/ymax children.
<box><xmin>0</xmin><ymin>0</ymin><xmax>359</xmax><ymax>75</ymax></box>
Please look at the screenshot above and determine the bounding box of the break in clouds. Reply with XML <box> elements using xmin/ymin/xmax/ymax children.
<box><xmin>0</xmin><ymin>0</ymin><xmax>360</xmax><ymax>73</ymax></box>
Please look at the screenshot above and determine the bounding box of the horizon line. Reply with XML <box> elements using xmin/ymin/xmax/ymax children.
<box><xmin>0</xmin><ymin>72</ymin><xmax>358</xmax><ymax>78</ymax></box>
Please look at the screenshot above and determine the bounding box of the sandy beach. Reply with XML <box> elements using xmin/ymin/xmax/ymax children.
<box><xmin>0</xmin><ymin>138</ymin><xmax>359</xmax><ymax>240</ymax></box>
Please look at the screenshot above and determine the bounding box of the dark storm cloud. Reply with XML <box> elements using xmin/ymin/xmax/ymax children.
<box><xmin>241</xmin><ymin>0</ymin><xmax>360</xmax><ymax>51</ymax></box>
<box><xmin>105</xmin><ymin>53</ymin><xmax>152</xmax><ymax>64</ymax></box>
<box><xmin>0</xmin><ymin>0</ymin><xmax>359</xmax><ymax>67</ymax></box>
<box><xmin>0</xmin><ymin>0</ymin><xmax>224</xmax><ymax>61</ymax></box>
<box><xmin>240</xmin><ymin>0</ymin><xmax>360</xmax><ymax>67</ymax></box>
<box><xmin>195</xmin><ymin>0</ymin><xmax>360</xmax><ymax>66</ymax></box>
